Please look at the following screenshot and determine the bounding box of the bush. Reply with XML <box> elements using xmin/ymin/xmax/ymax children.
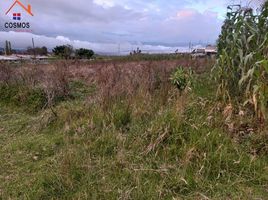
<box><xmin>170</xmin><ymin>67</ymin><xmax>193</xmax><ymax>93</ymax></box>
<box><xmin>53</xmin><ymin>45</ymin><xmax>74</xmax><ymax>59</ymax></box>
<box><xmin>75</xmin><ymin>48</ymin><xmax>94</xmax><ymax>59</ymax></box>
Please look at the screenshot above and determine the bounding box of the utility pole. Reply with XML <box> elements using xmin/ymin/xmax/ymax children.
<box><xmin>118</xmin><ymin>43</ymin><xmax>121</xmax><ymax>56</ymax></box>
<box><xmin>189</xmin><ymin>41</ymin><xmax>192</xmax><ymax>52</ymax></box>
<box><xmin>5</xmin><ymin>41</ymin><xmax>8</xmax><ymax>55</ymax></box>
<box><xmin>32</xmin><ymin>37</ymin><xmax>36</xmax><ymax>58</ymax></box>
<box><xmin>8</xmin><ymin>41</ymin><xmax>11</xmax><ymax>55</ymax></box>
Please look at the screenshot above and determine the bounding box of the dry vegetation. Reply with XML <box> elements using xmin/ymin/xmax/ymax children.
<box><xmin>0</xmin><ymin>57</ymin><xmax>212</xmax><ymax>109</ymax></box>
<box><xmin>0</xmin><ymin>57</ymin><xmax>267</xmax><ymax>199</ymax></box>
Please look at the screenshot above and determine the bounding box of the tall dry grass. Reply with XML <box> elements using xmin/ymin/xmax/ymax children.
<box><xmin>0</xmin><ymin>57</ymin><xmax>213</xmax><ymax>111</ymax></box>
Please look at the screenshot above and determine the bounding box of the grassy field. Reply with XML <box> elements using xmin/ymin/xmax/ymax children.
<box><xmin>0</xmin><ymin>58</ymin><xmax>267</xmax><ymax>199</ymax></box>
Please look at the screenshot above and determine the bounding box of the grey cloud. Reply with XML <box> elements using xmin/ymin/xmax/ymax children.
<box><xmin>0</xmin><ymin>0</ymin><xmax>225</xmax><ymax>48</ymax></box>
<box><xmin>29</xmin><ymin>0</ymin><xmax>144</xmax><ymax>23</ymax></box>
<box><xmin>0</xmin><ymin>31</ymin><xmax>191</xmax><ymax>54</ymax></box>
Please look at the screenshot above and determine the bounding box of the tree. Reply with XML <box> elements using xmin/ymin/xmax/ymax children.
<box><xmin>130</xmin><ymin>47</ymin><xmax>142</xmax><ymax>55</ymax></box>
<box><xmin>52</xmin><ymin>45</ymin><xmax>73</xmax><ymax>59</ymax></box>
<box><xmin>40</xmin><ymin>46</ymin><xmax>48</xmax><ymax>55</ymax></box>
<box><xmin>75</xmin><ymin>48</ymin><xmax>94</xmax><ymax>59</ymax></box>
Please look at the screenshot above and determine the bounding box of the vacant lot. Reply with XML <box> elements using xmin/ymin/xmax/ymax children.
<box><xmin>0</xmin><ymin>57</ymin><xmax>267</xmax><ymax>199</ymax></box>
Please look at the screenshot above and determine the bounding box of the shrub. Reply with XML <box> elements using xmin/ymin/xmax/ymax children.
<box><xmin>75</xmin><ymin>48</ymin><xmax>94</xmax><ymax>59</ymax></box>
<box><xmin>170</xmin><ymin>67</ymin><xmax>193</xmax><ymax>93</ymax></box>
<box><xmin>53</xmin><ymin>45</ymin><xmax>74</xmax><ymax>59</ymax></box>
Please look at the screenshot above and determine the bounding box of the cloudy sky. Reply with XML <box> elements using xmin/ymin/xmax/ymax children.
<box><xmin>0</xmin><ymin>0</ymin><xmax>264</xmax><ymax>54</ymax></box>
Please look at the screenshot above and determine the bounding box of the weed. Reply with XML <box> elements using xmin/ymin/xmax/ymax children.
<box><xmin>170</xmin><ymin>67</ymin><xmax>193</xmax><ymax>93</ymax></box>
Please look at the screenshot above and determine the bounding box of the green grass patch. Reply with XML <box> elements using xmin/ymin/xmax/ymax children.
<box><xmin>0</xmin><ymin>84</ymin><xmax>47</xmax><ymax>113</ymax></box>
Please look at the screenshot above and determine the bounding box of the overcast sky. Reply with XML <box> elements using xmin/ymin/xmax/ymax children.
<box><xmin>0</xmin><ymin>0</ymin><xmax>264</xmax><ymax>54</ymax></box>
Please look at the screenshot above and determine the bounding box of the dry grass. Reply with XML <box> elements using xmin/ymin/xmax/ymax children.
<box><xmin>0</xmin><ymin>57</ymin><xmax>212</xmax><ymax>107</ymax></box>
<box><xmin>0</xmin><ymin>57</ymin><xmax>267</xmax><ymax>199</ymax></box>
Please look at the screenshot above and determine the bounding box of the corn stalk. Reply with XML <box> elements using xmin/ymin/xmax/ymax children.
<box><xmin>214</xmin><ymin>2</ymin><xmax>268</xmax><ymax>121</ymax></box>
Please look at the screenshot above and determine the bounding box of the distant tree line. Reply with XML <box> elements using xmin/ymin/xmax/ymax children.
<box><xmin>27</xmin><ymin>46</ymin><xmax>48</xmax><ymax>56</ymax></box>
<box><xmin>0</xmin><ymin>43</ymin><xmax>94</xmax><ymax>59</ymax></box>
<box><xmin>52</xmin><ymin>45</ymin><xmax>94</xmax><ymax>59</ymax></box>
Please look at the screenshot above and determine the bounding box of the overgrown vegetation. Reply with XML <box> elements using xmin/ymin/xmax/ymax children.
<box><xmin>96</xmin><ymin>53</ymin><xmax>192</xmax><ymax>62</ymax></box>
<box><xmin>0</xmin><ymin>55</ymin><xmax>267</xmax><ymax>199</ymax></box>
<box><xmin>1</xmin><ymin>4</ymin><xmax>268</xmax><ymax>196</ymax></box>
<box><xmin>214</xmin><ymin>2</ymin><xmax>268</xmax><ymax>121</ymax></box>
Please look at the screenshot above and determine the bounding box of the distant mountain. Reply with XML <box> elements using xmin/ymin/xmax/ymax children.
<box><xmin>142</xmin><ymin>42</ymin><xmax>189</xmax><ymax>47</ymax></box>
<box><xmin>142</xmin><ymin>41</ymin><xmax>216</xmax><ymax>47</ymax></box>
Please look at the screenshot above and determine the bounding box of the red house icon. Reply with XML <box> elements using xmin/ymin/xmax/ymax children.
<box><xmin>5</xmin><ymin>0</ymin><xmax>34</xmax><ymax>16</ymax></box>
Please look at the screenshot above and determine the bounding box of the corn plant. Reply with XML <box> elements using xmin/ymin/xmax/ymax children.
<box><xmin>170</xmin><ymin>67</ymin><xmax>193</xmax><ymax>93</ymax></box>
<box><xmin>214</xmin><ymin>2</ymin><xmax>268</xmax><ymax>121</ymax></box>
